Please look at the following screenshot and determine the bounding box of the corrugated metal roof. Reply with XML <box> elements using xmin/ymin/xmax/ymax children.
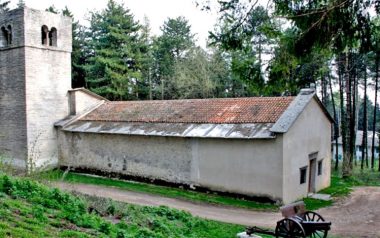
<box><xmin>62</xmin><ymin>121</ymin><xmax>276</xmax><ymax>139</ymax></box>
<box><xmin>79</xmin><ymin>97</ymin><xmax>294</xmax><ymax>124</ymax></box>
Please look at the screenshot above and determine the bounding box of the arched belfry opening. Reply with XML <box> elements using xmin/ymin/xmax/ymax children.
<box><xmin>7</xmin><ymin>25</ymin><xmax>12</xmax><ymax>45</ymax></box>
<box><xmin>41</xmin><ymin>25</ymin><xmax>49</xmax><ymax>45</ymax></box>
<box><xmin>0</xmin><ymin>25</ymin><xmax>12</xmax><ymax>47</ymax></box>
<box><xmin>0</xmin><ymin>27</ymin><xmax>7</xmax><ymax>47</ymax></box>
<box><xmin>49</xmin><ymin>27</ymin><xmax>57</xmax><ymax>46</ymax></box>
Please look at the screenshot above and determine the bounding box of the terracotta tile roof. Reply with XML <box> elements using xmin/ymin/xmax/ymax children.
<box><xmin>80</xmin><ymin>97</ymin><xmax>295</xmax><ymax>124</ymax></box>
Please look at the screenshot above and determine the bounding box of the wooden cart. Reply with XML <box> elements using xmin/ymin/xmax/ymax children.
<box><xmin>246</xmin><ymin>201</ymin><xmax>331</xmax><ymax>238</ymax></box>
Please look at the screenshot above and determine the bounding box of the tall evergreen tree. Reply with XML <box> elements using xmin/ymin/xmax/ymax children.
<box><xmin>152</xmin><ymin>17</ymin><xmax>195</xmax><ymax>99</ymax></box>
<box><xmin>211</xmin><ymin>6</ymin><xmax>279</xmax><ymax>96</ymax></box>
<box><xmin>85</xmin><ymin>0</ymin><xmax>144</xmax><ymax>100</ymax></box>
<box><xmin>139</xmin><ymin>16</ymin><xmax>154</xmax><ymax>100</ymax></box>
<box><xmin>62</xmin><ymin>7</ymin><xmax>87</xmax><ymax>88</ymax></box>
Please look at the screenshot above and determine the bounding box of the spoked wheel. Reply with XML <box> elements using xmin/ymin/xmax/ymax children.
<box><xmin>302</xmin><ymin>211</ymin><xmax>329</xmax><ymax>238</ymax></box>
<box><xmin>275</xmin><ymin>218</ymin><xmax>306</xmax><ymax>238</ymax></box>
<box><xmin>302</xmin><ymin>211</ymin><xmax>325</xmax><ymax>222</ymax></box>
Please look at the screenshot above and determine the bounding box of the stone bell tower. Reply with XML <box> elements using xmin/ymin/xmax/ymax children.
<box><xmin>0</xmin><ymin>7</ymin><xmax>72</xmax><ymax>171</ymax></box>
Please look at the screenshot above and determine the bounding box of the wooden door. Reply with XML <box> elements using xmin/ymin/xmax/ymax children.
<box><xmin>309</xmin><ymin>159</ymin><xmax>316</xmax><ymax>193</ymax></box>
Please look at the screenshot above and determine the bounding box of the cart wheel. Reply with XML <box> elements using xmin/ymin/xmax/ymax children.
<box><xmin>302</xmin><ymin>211</ymin><xmax>325</xmax><ymax>222</ymax></box>
<box><xmin>302</xmin><ymin>211</ymin><xmax>329</xmax><ymax>238</ymax></box>
<box><xmin>275</xmin><ymin>218</ymin><xmax>306</xmax><ymax>238</ymax></box>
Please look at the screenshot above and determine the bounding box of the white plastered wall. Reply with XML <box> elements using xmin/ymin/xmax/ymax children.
<box><xmin>24</xmin><ymin>8</ymin><xmax>72</xmax><ymax>169</ymax></box>
<box><xmin>282</xmin><ymin>98</ymin><xmax>331</xmax><ymax>204</ymax></box>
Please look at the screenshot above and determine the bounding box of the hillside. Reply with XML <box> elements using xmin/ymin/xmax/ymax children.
<box><xmin>0</xmin><ymin>174</ymin><xmax>245</xmax><ymax>238</ymax></box>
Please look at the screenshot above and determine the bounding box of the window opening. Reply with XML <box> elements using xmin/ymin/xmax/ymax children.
<box><xmin>49</xmin><ymin>27</ymin><xmax>57</xmax><ymax>46</ymax></box>
<box><xmin>318</xmin><ymin>160</ymin><xmax>323</xmax><ymax>176</ymax></box>
<box><xmin>41</xmin><ymin>25</ymin><xmax>49</xmax><ymax>45</ymax></box>
<box><xmin>300</xmin><ymin>167</ymin><xmax>307</xmax><ymax>184</ymax></box>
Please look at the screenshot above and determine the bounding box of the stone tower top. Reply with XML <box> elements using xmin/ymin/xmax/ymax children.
<box><xmin>0</xmin><ymin>7</ymin><xmax>72</xmax><ymax>52</ymax></box>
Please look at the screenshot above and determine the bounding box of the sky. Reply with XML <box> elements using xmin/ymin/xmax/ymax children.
<box><xmin>8</xmin><ymin>0</ymin><xmax>219</xmax><ymax>48</ymax></box>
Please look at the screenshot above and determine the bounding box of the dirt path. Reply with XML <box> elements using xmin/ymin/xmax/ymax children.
<box><xmin>54</xmin><ymin>182</ymin><xmax>380</xmax><ymax>237</ymax></box>
<box><xmin>318</xmin><ymin>187</ymin><xmax>380</xmax><ymax>238</ymax></box>
<box><xmin>54</xmin><ymin>182</ymin><xmax>281</xmax><ymax>228</ymax></box>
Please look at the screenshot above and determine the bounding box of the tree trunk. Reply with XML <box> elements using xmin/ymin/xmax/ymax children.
<box><xmin>329</xmin><ymin>73</ymin><xmax>339</xmax><ymax>171</ymax></box>
<box><xmin>361</xmin><ymin>64</ymin><xmax>368</xmax><ymax>170</ymax></box>
<box><xmin>149</xmin><ymin>67</ymin><xmax>152</xmax><ymax>100</ymax></box>
<box><xmin>339</xmin><ymin>53</ymin><xmax>348</xmax><ymax>176</ymax></box>
<box><xmin>161</xmin><ymin>77</ymin><xmax>165</xmax><ymax>100</ymax></box>
<box><xmin>371</xmin><ymin>53</ymin><xmax>379</xmax><ymax>170</ymax></box>
<box><xmin>321</xmin><ymin>73</ymin><xmax>328</xmax><ymax>106</ymax></box>
<box><xmin>352</xmin><ymin>63</ymin><xmax>358</xmax><ymax>168</ymax></box>
<box><xmin>343</xmin><ymin>51</ymin><xmax>353</xmax><ymax>177</ymax></box>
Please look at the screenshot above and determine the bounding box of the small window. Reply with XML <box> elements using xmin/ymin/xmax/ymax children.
<box><xmin>0</xmin><ymin>26</ymin><xmax>7</xmax><ymax>47</ymax></box>
<box><xmin>300</xmin><ymin>167</ymin><xmax>307</xmax><ymax>184</ymax></box>
<box><xmin>41</xmin><ymin>25</ymin><xmax>49</xmax><ymax>45</ymax></box>
<box><xmin>49</xmin><ymin>27</ymin><xmax>57</xmax><ymax>46</ymax></box>
<box><xmin>7</xmin><ymin>25</ymin><xmax>12</xmax><ymax>45</ymax></box>
<box><xmin>318</xmin><ymin>160</ymin><xmax>323</xmax><ymax>176</ymax></box>
<box><xmin>1</xmin><ymin>26</ymin><xmax>12</xmax><ymax>47</ymax></box>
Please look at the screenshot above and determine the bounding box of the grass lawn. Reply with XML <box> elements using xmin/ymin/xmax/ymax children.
<box><xmin>43</xmin><ymin>170</ymin><xmax>279</xmax><ymax>211</ymax></box>
<box><xmin>0</xmin><ymin>173</ymin><xmax>269</xmax><ymax>238</ymax></box>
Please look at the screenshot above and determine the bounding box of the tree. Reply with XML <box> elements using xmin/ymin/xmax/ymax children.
<box><xmin>370</xmin><ymin>17</ymin><xmax>380</xmax><ymax>170</ymax></box>
<box><xmin>85</xmin><ymin>0</ymin><xmax>144</xmax><ymax>100</ymax></box>
<box><xmin>139</xmin><ymin>16</ymin><xmax>154</xmax><ymax>100</ymax></box>
<box><xmin>0</xmin><ymin>0</ymin><xmax>9</xmax><ymax>13</ymax></box>
<box><xmin>62</xmin><ymin>7</ymin><xmax>88</xmax><ymax>88</ymax></box>
<box><xmin>211</xmin><ymin>6</ymin><xmax>280</xmax><ymax>96</ymax></box>
<box><xmin>17</xmin><ymin>0</ymin><xmax>24</xmax><ymax>8</ymax></box>
<box><xmin>209</xmin><ymin>48</ymin><xmax>231</xmax><ymax>98</ymax></box>
<box><xmin>273</xmin><ymin>0</ymin><xmax>374</xmax><ymax>177</ymax></box>
<box><xmin>172</xmin><ymin>47</ymin><xmax>216</xmax><ymax>99</ymax></box>
<box><xmin>152</xmin><ymin>17</ymin><xmax>195</xmax><ymax>99</ymax></box>
<box><xmin>45</xmin><ymin>5</ymin><xmax>59</xmax><ymax>14</ymax></box>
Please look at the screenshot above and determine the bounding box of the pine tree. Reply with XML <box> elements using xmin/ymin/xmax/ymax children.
<box><xmin>152</xmin><ymin>17</ymin><xmax>195</xmax><ymax>99</ymax></box>
<box><xmin>85</xmin><ymin>0</ymin><xmax>144</xmax><ymax>100</ymax></box>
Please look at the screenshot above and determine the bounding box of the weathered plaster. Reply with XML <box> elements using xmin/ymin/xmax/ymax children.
<box><xmin>282</xmin><ymin>98</ymin><xmax>331</xmax><ymax>203</ymax></box>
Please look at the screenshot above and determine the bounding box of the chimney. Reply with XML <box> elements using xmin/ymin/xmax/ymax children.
<box><xmin>300</xmin><ymin>88</ymin><xmax>315</xmax><ymax>95</ymax></box>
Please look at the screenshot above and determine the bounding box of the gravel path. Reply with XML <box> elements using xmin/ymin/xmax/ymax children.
<box><xmin>54</xmin><ymin>182</ymin><xmax>380</xmax><ymax>237</ymax></box>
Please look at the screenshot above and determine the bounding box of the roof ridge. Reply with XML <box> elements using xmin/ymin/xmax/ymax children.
<box><xmin>105</xmin><ymin>96</ymin><xmax>295</xmax><ymax>104</ymax></box>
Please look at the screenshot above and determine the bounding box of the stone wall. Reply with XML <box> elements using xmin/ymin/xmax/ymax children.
<box><xmin>58</xmin><ymin>131</ymin><xmax>284</xmax><ymax>202</ymax></box>
<box><xmin>0</xmin><ymin>9</ymin><xmax>27</xmax><ymax>169</ymax></box>
<box><xmin>0</xmin><ymin>7</ymin><xmax>72</xmax><ymax>170</ymax></box>
<box><xmin>25</xmin><ymin>48</ymin><xmax>71</xmax><ymax>168</ymax></box>
<box><xmin>24</xmin><ymin>7</ymin><xmax>72</xmax><ymax>168</ymax></box>
<box><xmin>0</xmin><ymin>47</ymin><xmax>27</xmax><ymax>169</ymax></box>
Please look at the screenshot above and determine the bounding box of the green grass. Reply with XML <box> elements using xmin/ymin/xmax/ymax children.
<box><xmin>0</xmin><ymin>173</ymin><xmax>260</xmax><ymax>238</ymax></box>
<box><xmin>40</xmin><ymin>162</ymin><xmax>380</xmax><ymax>214</ymax></box>
<box><xmin>44</xmin><ymin>170</ymin><xmax>278</xmax><ymax>211</ymax></box>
